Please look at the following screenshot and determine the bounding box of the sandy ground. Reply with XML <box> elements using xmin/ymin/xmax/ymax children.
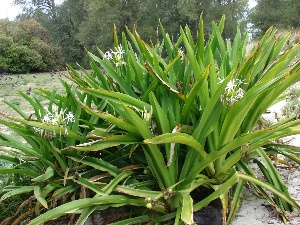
<box><xmin>232</xmin><ymin>160</ymin><xmax>300</xmax><ymax>225</ymax></box>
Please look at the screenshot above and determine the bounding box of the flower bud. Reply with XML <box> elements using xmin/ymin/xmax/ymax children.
<box><xmin>146</xmin><ymin>203</ymin><xmax>152</xmax><ymax>209</ymax></box>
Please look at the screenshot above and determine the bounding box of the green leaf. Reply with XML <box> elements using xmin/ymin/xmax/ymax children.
<box><xmin>256</xmin><ymin>148</ymin><xmax>292</xmax><ymax>211</ymax></box>
<box><xmin>219</xmin><ymin>75</ymin><xmax>285</xmax><ymax>146</ymax></box>
<box><xmin>50</xmin><ymin>185</ymin><xmax>79</xmax><ymax>201</ymax></box>
<box><xmin>67</xmin><ymin>155</ymin><xmax>119</xmax><ymax>177</ymax></box>
<box><xmin>238</xmin><ymin>173</ymin><xmax>300</xmax><ymax>211</ymax></box>
<box><xmin>76</xmin><ymin>207</ymin><xmax>95</xmax><ymax>225</ymax></box>
<box><xmin>181</xmin><ymin>195</ymin><xmax>194</xmax><ymax>225</ymax></box>
<box><xmin>2</xmin><ymin>100</ymin><xmax>28</xmax><ymax>119</ymax></box>
<box><xmin>123</xmin><ymin>103</ymin><xmax>184</xmax><ymax>188</ymax></box>
<box><xmin>180</xmin><ymin>27</ymin><xmax>202</xmax><ymax>80</ymax></box>
<box><xmin>181</xmin><ymin>65</ymin><xmax>210</xmax><ymax>124</ymax></box>
<box><xmin>145</xmin><ymin>61</ymin><xmax>183</xmax><ymax>99</ymax></box>
<box><xmin>0</xmin><ymin>168</ymin><xmax>38</xmax><ymax>177</ymax></box>
<box><xmin>0</xmin><ymin>186</ymin><xmax>35</xmax><ymax>202</ymax></box>
<box><xmin>108</xmin><ymin>215</ymin><xmax>149</xmax><ymax>225</ymax></box>
<box><xmin>75</xmin><ymin>177</ymin><xmax>106</xmax><ymax>196</ymax></box>
<box><xmin>114</xmin><ymin>185</ymin><xmax>160</xmax><ymax>198</ymax></box>
<box><xmin>32</xmin><ymin>166</ymin><xmax>54</xmax><ymax>182</ymax></box>
<box><xmin>78</xmin><ymin>87</ymin><xmax>151</xmax><ymax>112</ymax></box>
<box><xmin>88</xmin><ymin>51</ymin><xmax>137</xmax><ymax>97</ymax></box>
<box><xmin>27</xmin><ymin>196</ymin><xmax>145</xmax><ymax>224</ymax></box>
<box><xmin>144</xmin><ymin>133</ymin><xmax>207</xmax><ymax>159</ymax></box>
<box><xmin>2</xmin><ymin>116</ymin><xmax>86</xmax><ymax>142</ymax></box>
<box><xmin>193</xmin><ymin>169</ymin><xmax>239</xmax><ymax>211</ymax></box>
<box><xmin>227</xmin><ymin>179</ymin><xmax>244</xmax><ymax>224</ymax></box>
<box><xmin>101</xmin><ymin>171</ymin><xmax>133</xmax><ymax>195</ymax></box>
<box><xmin>79</xmin><ymin>101</ymin><xmax>140</xmax><ymax>135</ymax></box>
<box><xmin>196</xmin><ymin>14</ymin><xmax>205</xmax><ymax>62</ymax></box>
<box><xmin>70</xmin><ymin>134</ymin><xmax>141</xmax><ymax>152</ymax></box>
<box><xmin>34</xmin><ymin>186</ymin><xmax>48</xmax><ymax>209</ymax></box>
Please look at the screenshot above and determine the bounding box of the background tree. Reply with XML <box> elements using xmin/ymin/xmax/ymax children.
<box><xmin>11</xmin><ymin>0</ymin><xmax>249</xmax><ymax>68</ymax></box>
<box><xmin>77</xmin><ymin>0</ymin><xmax>125</xmax><ymax>54</ymax></box>
<box><xmin>249</xmin><ymin>0</ymin><xmax>300</xmax><ymax>35</ymax></box>
<box><xmin>50</xmin><ymin>0</ymin><xmax>87</xmax><ymax>67</ymax></box>
<box><xmin>13</xmin><ymin>0</ymin><xmax>58</xmax><ymax>18</ymax></box>
<box><xmin>177</xmin><ymin>0</ymin><xmax>248</xmax><ymax>39</ymax></box>
<box><xmin>76</xmin><ymin>0</ymin><xmax>247</xmax><ymax>56</ymax></box>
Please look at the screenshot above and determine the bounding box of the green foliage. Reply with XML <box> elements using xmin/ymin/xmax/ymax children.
<box><xmin>13</xmin><ymin>0</ymin><xmax>58</xmax><ymax>18</ymax></box>
<box><xmin>250</xmin><ymin>0</ymin><xmax>300</xmax><ymax>36</ymax></box>
<box><xmin>0</xmin><ymin>18</ymin><xmax>64</xmax><ymax>73</ymax></box>
<box><xmin>76</xmin><ymin>0</ymin><xmax>247</xmax><ymax>59</ymax></box>
<box><xmin>0</xmin><ymin>16</ymin><xmax>300</xmax><ymax>225</ymax></box>
<box><xmin>14</xmin><ymin>0</ymin><xmax>249</xmax><ymax>67</ymax></box>
<box><xmin>4</xmin><ymin>43</ymin><xmax>46</xmax><ymax>73</ymax></box>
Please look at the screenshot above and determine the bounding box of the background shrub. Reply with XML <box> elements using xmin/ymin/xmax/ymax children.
<box><xmin>0</xmin><ymin>19</ymin><xmax>64</xmax><ymax>73</ymax></box>
<box><xmin>4</xmin><ymin>44</ymin><xmax>46</xmax><ymax>73</ymax></box>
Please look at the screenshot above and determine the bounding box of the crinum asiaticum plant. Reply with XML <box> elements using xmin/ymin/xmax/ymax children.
<box><xmin>2</xmin><ymin>15</ymin><xmax>300</xmax><ymax>224</ymax></box>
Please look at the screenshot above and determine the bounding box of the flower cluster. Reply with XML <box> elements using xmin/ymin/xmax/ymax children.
<box><xmin>103</xmin><ymin>44</ymin><xmax>126</xmax><ymax>67</ymax></box>
<box><xmin>42</xmin><ymin>109</ymin><xmax>75</xmax><ymax>126</ymax></box>
<box><xmin>34</xmin><ymin>107</ymin><xmax>75</xmax><ymax>137</ymax></box>
<box><xmin>219</xmin><ymin>78</ymin><xmax>246</xmax><ymax>105</ymax></box>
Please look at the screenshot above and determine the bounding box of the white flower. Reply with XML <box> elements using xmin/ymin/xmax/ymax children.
<box><xmin>236</xmin><ymin>87</ymin><xmax>245</xmax><ymax>99</ymax></box>
<box><xmin>219</xmin><ymin>78</ymin><xmax>247</xmax><ymax>105</ymax></box>
<box><xmin>103</xmin><ymin>51</ymin><xmax>113</xmax><ymax>60</ymax></box>
<box><xmin>42</xmin><ymin>112</ymin><xmax>53</xmax><ymax>124</ymax></box>
<box><xmin>112</xmin><ymin>45</ymin><xmax>125</xmax><ymax>56</ymax></box>
<box><xmin>65</xmin><ymin>111</ymin><xmax>75</xmax><ymax>124</ymax></box>
<box><xmin>33</xmin><ymin>127</ymin><xmax>41</xmax><ymax>133</ymax></box>
<box><xmin>225</xmin><ymin>80</ymin><xmax>236</xmax><ymax>92</ymax></box>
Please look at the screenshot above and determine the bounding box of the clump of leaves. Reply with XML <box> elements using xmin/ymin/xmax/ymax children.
<box><xmin>0</xmin><ymin>15</ymin><xmax>300</xmax><ymax>225</ymax></box>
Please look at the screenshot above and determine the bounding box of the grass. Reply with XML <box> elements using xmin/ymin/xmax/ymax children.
<box><xmin>0</xmin><ymin>71</ymin><xmax>69</xmax><ymax>139</ymax></box>
<box><xmin>0</xmin><ymin>71</ymin><xmax>68</xmax><ymax>117</ymax></box>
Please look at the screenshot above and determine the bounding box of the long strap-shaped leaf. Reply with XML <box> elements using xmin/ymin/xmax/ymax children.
<box><xmin>219</xmin><ymin>74</ymin><xmax>285</xmax><ymax>147</ymax></box>
<box><xmin>0</xmin><ymin>168</ymin><xmax>38</xmax><ymax>177</ymax></box>
<box><xmin>78</xmin><ymin>87</ymin><xmax>151</xmax><ymax>112</ymax></box>
<box><xmin>122</xmin><ymin>103</ymin><xmax>172</xmax><ymax>189</ymax></box>
<box><xmin>79</xmin><ymin>101</ymin><xmax>140</xmax><ymax>135</ymax></box>
<box><xmin>144</xmin><ymin>133</ymin><xmax>207</xmax><ymax>161</ymax></box>
<box><xmin>238</xmin><ymin>172</ymin><xmax>300</xmax><ymax>211</ymax></box>
<box><xmin>180</xmin><ymin>27</ymin><xmax>202</xmax><ymax>80</ymax></box>
<box><xmin>193</xmin><ymin>169</ymin><xmax>239</xmax><ymax>211</ymax></box>
<box><xmin>74</xmin><ymin>177</ymin><xmax>106</xmax><ymax>196</ymax></box>
<box><xmin>181</xmin><ymin>65</ymin><xmax>210</xmax><ymax>124</ymax></box>
<box><xmin>256</xmin><ymin>148</ymin><xmax>292</xmax><ymax>211</ymax></box>
<box><xmin>0</xmin><ymin>186</ymin><xmax>36</xmax><ymax>202</ymax></box>
<box><xmin>1</xmin><ymin>115</ymin><xmax>86</xmax><ymax>142</ymax></box>
<box><xmin>70</xmin><ymin>134</ymin><xmax>141</xmax><ymax>152</ymax></box>
<box><xmin>182</xmin><ymin>120</ymin><xmax>300</xmax><ymax>186</ymax></box>
<box><xmin>67</xmin><ymin>155</ymin><xmax>120</xmax><ymax>177</ymax></box>
<box><xmin>27</xmin><ymin>196</ymin><xmax>146</xmax><ymax>225</ymax></box>
<box><xmin>88</xmin><ymin>52</ymin><xmax>137</xmax><ymax>97</ymax></box>
<box><xmin>0</xmin><ymin>140</ymin><xmax>55</xmax><ymax>168</ymax></box>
